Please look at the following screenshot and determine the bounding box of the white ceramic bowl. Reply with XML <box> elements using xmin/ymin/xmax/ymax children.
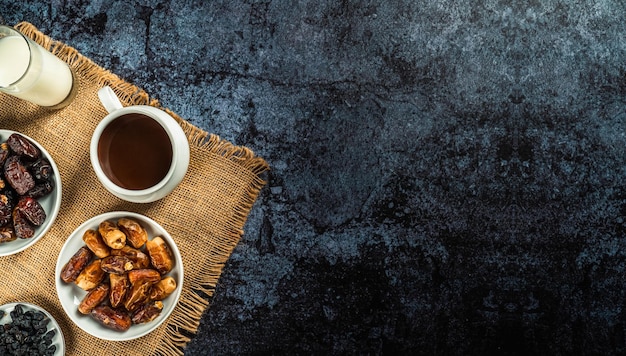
<box><xmin>0</xmin><ymin>130</ymin><xmax>62</xmax><ymax>256</ymax></box>
<box><xmin>55</xmin><ymin>211</ymin><xmax>184</xmax><ymax>341</ymax></box>
<box><xmin>0</xmin><ymin>302</ymin><xmax>65</xmax><ymax>355</ymax></box>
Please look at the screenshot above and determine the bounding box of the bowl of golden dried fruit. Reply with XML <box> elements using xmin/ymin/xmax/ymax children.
<box><xmin>55</xmin><ymin>211</ymin><xmax>183</xmax><ymax>341</ymax></box>
<box><xmin>0</xmin><ymin>130</ymin><xmax>61</xmax><ymax>256</ymax></box>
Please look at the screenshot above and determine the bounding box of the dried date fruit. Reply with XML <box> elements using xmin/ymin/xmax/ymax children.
<box><xmin>101</xmin><ymin>255</ymin><xmax>134</xmax><ymax>274</ymax></box>
<box><xmin>0</xmin><ymin>143</ymin><xmax>9</xmax><ymax>166</ymax></box>
<box><xmin>16</xmin><ymin>196</ymin><xmax>46</xmax><ymax>226</ymax></box>
<box><xmin>91</xmin><ymin>306</ymin><xmax>131</xmax><ymax>331</ymax></box>
<box><xmin>124</xmin><ymin>280</ymin><xmax>153</xmax><ymax>312</ymax></box>
<box><xmin>109</xmin><ymin>273</ymin><xmax>130</xmax><ymax>308</ymax></box>
<box><xmin>75</xmin><ymin>259</ymin><xmax>106</xmax><ymax>291</ymax></box>
<box><xmin>27</xmin><ymin>158</ymin><xmax>53</xmax><ymax>182</ymax></box>
<box><xmin>2</xmin><ymin>188</ymin><xmax>16</xmax><ymax>205</ymax></box>
<box><xmin>82</xmin><ymin>229</ymin><xmax>110</xmax><ymax>258</ymax></box>
<box><xmin>0</xmin><ymin>193</ymin><xmax>13</xmax><ymax>226</ymax></box>
<box><xmin>12</xmin><ymin>208</ymin><xmax>34</xmax><ymax>239</ymax></box>
<box><xmin>127</xmin><ymin>269</ymin><xmax>161</xmax><ymax>285</ymax></box>
<box><xmin>131</xmin><ymin>300</ymin><xmax>163</xmax><ymax>324</ymax></box>
<box><xmin>149</xmin><ymin>276</ymin><xmax>177</xmax><ymax>301</ymax></box>
<box><xmin>78</xmin><ymin>283</ymin><xmax>110</xmax><ymax>314</ymax></box>
<box><xmin>6</xmin><ymin>133</ymin><xmax>40</xmax><ymax>160</ymax></box>
<box><xmin>110</xmin><ymin>245</ymin><xmax>150</xmax><ymax>269</ymax></box>
<box><xmin>4</xmin><ymin>156</ymin><xmax>35</xmax><ymax>195</ymax></box>
<box><xmin>60</xmin><ymin>246</ymin><xmax>94</xmax><ymax>283</ymax></box>
<box><xmin>24</xmin><ymin>181</ymin><xmax>54</xmax><ymax>199</ymax></box>
<box><xmin>98</xmin><ymin>220</ymin><xmax>126</xmax><ymax>249</ymax></box>
<box><xmin>146</xmin><ymin>237</ymin><xmax>173</xmax><ymax>274</ymax></box>
<box><xmin>117</xmin><ymin>217</ymin><xmax>148</xmax><ymax>248</ymax></box>
<box><xmin>0</xmin><ymin>226</ymin><xmax>16</xmax><ymax>243</ymax></box>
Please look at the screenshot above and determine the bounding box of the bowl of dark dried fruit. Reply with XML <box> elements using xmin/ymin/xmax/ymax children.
<box><xmin>55</xmin><ymin>211</ymin><xmax>183</xmax><ymax>341</ymax></box>
<box><xmin>0</xmin><ymin>130</ymin><xmax>61</xmax><ymax>256</ymax></box>
<box><xmin>0</xmin><ymin>302</ymin><xmax>65</xmax><ymax>355</ymax></box>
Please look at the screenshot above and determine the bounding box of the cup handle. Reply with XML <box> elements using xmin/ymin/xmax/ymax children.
<box><xmin>97</xmin><ymin>86</ymin><xmax>124</xmax><ymax>113</ymax></box>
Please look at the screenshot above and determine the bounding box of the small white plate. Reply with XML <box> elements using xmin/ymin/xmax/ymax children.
<box><xmin>55</xmin><ymin>211</ymin><xmax>184</xmax><ymax>341</ymax></box>
<box><xmin>0</xmin><ymin>302</ymin><xmax>65</xmax><ymax>355</ymax></box>
<box><xmin>0</xmin><ymin>130</ymin><xmax>62</xmax><ymax>256</ymax></box>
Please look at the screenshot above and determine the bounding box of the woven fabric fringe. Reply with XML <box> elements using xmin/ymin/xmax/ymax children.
<box><xmin>12</xmin><ymin>22</ymin><xmax>269</xmax><ymax>355</ymax></box>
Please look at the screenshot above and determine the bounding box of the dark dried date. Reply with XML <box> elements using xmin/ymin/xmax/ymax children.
<box><xmin>117</xmin><ymin>218</ymin><xmax>148</xmax><ymax>248</ymax></box>
<box><xmin>91</xmin><ymin>306</ymin><xmax>131</xmax><ymax>331</ymax></box>
<box><xmin>24</xmin><ymin>181</ymin><xmax>54</xmax><ymax>199</ymax></box>
<box><xmin>109</xmin><ymin>273</ymin><xmax>130</xmax><ymax>308</ymax></box>
<box><xmin>27</xmin><ymin>158</ymin><xmax>53</xmax><ymax>182</ymax></box>
<box><xmin>4</xmin><ymin>156</ymin><xmax>35</xmax><ymax>195</ymax></box>
<box><xmin>0</xmin><ymin>193</ymin><xmax>13</xmax><ymax>226</ymax></box>
<box><xmin>149</xmin><ymin>276</ymin><xmax>177</xmax><ymax>301</ymax></box>
<box><xmin>12</xmin><ymin>208</ymin><xmax>34</xmax><ymax>239</ymax></box>
<box><xmin>17</xmin><ymin>196</ymin><xmax>46</xmax><ymax>226</ymax></box>
<box><xmin>0</xmin><ymin>226</ymin><xmax>16</xmax><ymax>243</ymax></box>
<box><xmin>0</xmin><ymin>143</ymin><xmax>9</xmax><ymax>166</ymax></box>
<box><xmin>78</xmin><ymin>283</ymin><xmax>110</xmax><ymax>314</ymax></box>
<box><xmin>127</xmin><ymin>269</ymin><xmax>161</xmax><ymax>285</ymax></box>
<box><xmin>124</xmin><ymin>280</ymin><xmax>152</xmax><ymax>312</ymax></box>
<box><xmin>82</xmin><ymin>229</ymin><xmax>110</xmax><ymax>259</ymax></box>
<box><xmin>75</xmin><ymin>259</ymin><xmax>105</xmax><ymax>291</ymax></box>
<box><xmin>131</xmin><ymin>300</ymin><xmax>163</xmax><ymax>324</ymax></box>
<box><xmin>60</xmin><ymin>246</ymin><xmax>94</xmax><ymax>283</ymax></box>
<box><xmin>101</xmin><ymin>255</ymin><xmax>134</xmax><ymax>275</ymax></box>
<box><xmin>110</xmin><ymin>245</ymin><xmax>150</xmax><ymax>269</ymax></box>
<box><xmin>7</xmin><ymin>133</ymin><xmax>40</xmax><ymax>160</ymax></box>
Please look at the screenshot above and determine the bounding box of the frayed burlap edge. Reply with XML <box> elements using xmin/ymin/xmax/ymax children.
<box><xmin>14</xmin><ymin>22</ymin><xmax>269</xmax><ymax>355</ymax></box>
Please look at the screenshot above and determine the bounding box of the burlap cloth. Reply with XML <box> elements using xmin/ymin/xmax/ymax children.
<box><xmin>0</xmin><ymin>22</ymin><xmax>268</xmax><ymax>355</ymax></box>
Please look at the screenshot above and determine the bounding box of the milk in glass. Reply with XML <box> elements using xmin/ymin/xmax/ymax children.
<box><xmin>0</xmin><ymin>29</ymin><xmax>74</xmax><ymax>107</ymax></box>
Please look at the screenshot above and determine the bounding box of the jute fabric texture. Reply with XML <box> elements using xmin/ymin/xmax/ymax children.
<box><xmin>0</xmin><ymin>22</ymin><xmax>268</xmax><ymax>355</ymax></box>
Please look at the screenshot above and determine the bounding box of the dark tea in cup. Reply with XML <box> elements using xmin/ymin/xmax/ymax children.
<box><xmin>97</xmin><ymin>113</ymin><xmax>173</xmax><ymax>190</ymax></box>
<box><xmin>91</xmin><ymin>86</ymin><xmax>190</xmax><ymax>203</ymax></box>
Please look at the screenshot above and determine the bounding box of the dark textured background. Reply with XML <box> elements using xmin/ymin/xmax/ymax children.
<box><xmin>2</xmin><ymin>1</ymin><xmax>626</xmax><ymax>354</ymax></box>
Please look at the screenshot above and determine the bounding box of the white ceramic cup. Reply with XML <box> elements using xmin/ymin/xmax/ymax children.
<box><xmin>90</xmin><ymin>86</ymin><xmax>190</xmax><ymax>203</ymax></box>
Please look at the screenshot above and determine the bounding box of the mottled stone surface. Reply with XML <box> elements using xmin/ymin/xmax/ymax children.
<box><xmin>2</xmin><ymin>0</ymin><xmax>626</xmax><ymax>354</ymax></box>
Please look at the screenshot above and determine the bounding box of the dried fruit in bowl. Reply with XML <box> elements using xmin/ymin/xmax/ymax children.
<box><xmin>149</xmin><ymin>276</ymin><xmax>177</xmax><ymax>301</ymax></box>
<box><xmin>79</xmin><ymin>283</ymin><xmax>110</xmax><ymax>314</ymax></box>
<box><xmin>82</xmin><ymin>229</ymin><xmax>110</xmax><ymax>258</ymax></box>
<box><xmin>91</xmin><ymin>306</ymin><xmax>131</xmax><ymax>332</ymax></box>
<box><xmin>131</xmin><ymin>301</ymin><xmax>163</xmax><ymax>324</ymax></box>
<box><xmin>60</xmin><ymin>246</ymin><xmax>93</xmax><ymax>283</ymax></box>
<box><xmin>0</xmin><ymin>133</ymin><xmax>56</xmax><ymax>245</ymax></box>
<box><xmin>6</xmin><ymin>133</ymin><xmax>40</xmax><ymax>160</ymax></box>
<box><xmin>98</xmin><ymin>220</ymin><xmax>126</xmax><ymax>249</ymax></box>
<box><xmin>146</xmin><ymin>236</ymin><xmax>173</xmax><ymax>274</ymax></box>
<box><xmin>117</xmin><ymin>217</ymin><xmax>148</xmax><ymax>248</ymax></box>
<box><xmin>61</xmin><ymin>216</ymin><xmax>179</xmax><ymax>333</ymax></box>
<box><xmin>4</xmin><ymin>156</ymin><xmax>35</xmax><ymax>195</ymax></box>
<box><xmin>109</xmin><ymin>273</ymin><xmax>130</xmax><ymax>309</ymax></box>
<box><xmin>16</xmin><ymin>196</ymin><xmax>46</xmax><ymax>226</ymax></box>
<box><xmin>101</xmin><ymin>255</ymin><xmax>134</xmax><ymax>274</ymax></box>
<box><xmin>75</xmin><ymin>259</ymin><xmax>105</xmax><ymax>291</ymax></box>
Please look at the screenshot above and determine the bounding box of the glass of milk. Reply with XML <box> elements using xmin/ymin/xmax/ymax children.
<box><xmin>0</xmin><ymin>25</ymin><xmax>76</xmax><ymax>108</ymax></box>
